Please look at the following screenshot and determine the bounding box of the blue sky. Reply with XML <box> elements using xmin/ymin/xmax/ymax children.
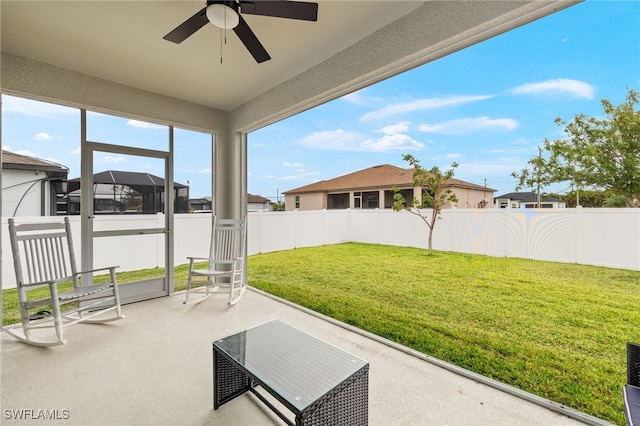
<box><xmin>249</xmin><ymin>0</ymin><xmax>640</xmax><ymax>200</ymax></box>
<box><xmin>2</xmin><ymin>1</ymin><xmax>639</xmax><ymax>202</ymax></box>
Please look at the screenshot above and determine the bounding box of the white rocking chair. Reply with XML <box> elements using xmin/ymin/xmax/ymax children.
<box><xmin>6</xmin><ymin>217</ymin><xmax>124</xmax><ymax>347</ymax></box>
<box><xmin>185</xmin><ymin>216</ymin><xmax>247</xmax><ymax>305</ymax></box>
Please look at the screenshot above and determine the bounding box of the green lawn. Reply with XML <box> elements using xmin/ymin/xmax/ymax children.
<box><xmin>2</xmin><ymin>242</ymin><xmax>638</xmax><ymax>424</ymax></box>
<box><xmin>248</xmin><ymin>243</ymin><xmax>640</xmax><ymax>425</ymax></box>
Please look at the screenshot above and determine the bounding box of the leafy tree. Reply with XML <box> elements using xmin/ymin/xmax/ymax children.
<box><xmin>513</xmin><ymin>89</ymin><xmax>640</xmax><ymax>207</ymax></box>
<box><xmin>510</xmin><ymin>147</ymin><xmax>557</xmax><ymax>207</ymax></box>
<box><xmin>272</xmin><ymin>201</ymin><xmax>285</xmax><ymax>211</ymax></box>
<box><xmin>392</xmin><ymin>154</ymin><xmax>458</xmax><ymax>255</ymax></box>
<box><xmin>548</xmin><ymin>189</ymin><xmax>623</xmax><ymax>208</ymax></box>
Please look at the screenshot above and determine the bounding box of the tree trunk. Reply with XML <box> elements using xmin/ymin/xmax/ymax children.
<box><xmin>427</xmin><ymin>207</ymin><xmax>438</xmax><ymax>255</ymax></box>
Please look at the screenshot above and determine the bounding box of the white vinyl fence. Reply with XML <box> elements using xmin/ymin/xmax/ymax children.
<box><xmin>2</xmin><ymin>208</ymin><xmax>639</xmax><ymax>289</ymax></box>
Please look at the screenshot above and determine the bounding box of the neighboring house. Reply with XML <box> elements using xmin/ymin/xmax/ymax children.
<box><xmin>189</xmin><ymin>194</ymin><xmax>271</xmax><ymax>213</ymax></box>
<box><xmin>283</xmin><ymin>164</ymin><xmax>495</xmax><ymax>211</ymax></box>
<box><xmin>494</xmin><ymin>192</ymin><xmax>566</xmax><ymax>209</ymax></box>
<box><xmin>248</xmin><ymin>193</ymin><xmax>272</xmax><ymax>212</ymax></box>
<box><xmin>1</xmin><ymin>150</ymin><xmax>69</xmax><ymax>217</ymax></box>
<box><xmin>66</xmin><ymin>170</ymin><xmax>189</xmax><ymax>214</ymax></box>
<box><xmin>189</xmin><ymin>197</ymin><xmax>212</xmax><ymax>212</ymax></box>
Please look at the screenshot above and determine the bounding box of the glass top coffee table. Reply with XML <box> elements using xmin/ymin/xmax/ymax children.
<box><xmin>213</xmin><ymin>319</ymin><xmax>369</xmax><ymax>426</ymax></box>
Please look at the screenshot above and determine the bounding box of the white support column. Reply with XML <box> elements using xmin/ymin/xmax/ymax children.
<box><xmin>80</xmin><ymin>109</ymin><xmax>94</xmax><ymax>281</ymax></box>
<box><xmin>215</xmin><ymin>128</ymin><xmax>245</xmax><ymax>220</ymax></box>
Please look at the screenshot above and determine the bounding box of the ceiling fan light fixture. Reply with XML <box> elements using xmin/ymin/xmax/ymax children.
<box><xmin>206</xmin><ymin>4</ymin><xmax>239</xmax><ymax>29</ymax></box>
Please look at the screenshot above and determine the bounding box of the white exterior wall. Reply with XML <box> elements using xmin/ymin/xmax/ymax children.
<box><xmin>2</xmin><ymin>169</ymin><xmax>50</xmax><ymax>217</ymax></box>
<box><xmin>248</xmin><ymin>202</ymin><xmax>271</xmax><ymax>212</ymax></box>
<box><xmin>2</xmin><ymin>208</ymin><xmax>638</xmax><ymax>288</ymax></box>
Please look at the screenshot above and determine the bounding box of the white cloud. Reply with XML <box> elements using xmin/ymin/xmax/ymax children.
<box><xmin>282</xmin><ymin>162</ymin><xmax>304</xmax><ymax>168</ymax></box>
<box><xmin>71</xmin><ymin>146</ymin><xmax>81</xmax><ymax>155</ymax></box>
<box><xmin>33</xmin><ymin>132</ymin><xmax>57</xmax><ymax>140</ymax></box>
<box><xmin>2</xmin><ymin>95</ymin><xmax>76</xmax><ymax>116</ymax></box>
<box><xmin>378</xmin><ymin>121</ymin><xmax>410</xmax><ymax>135</ymax></box>
<box><xmin>361</xmin><ymin>95</ymin><xmax>495</xmax><ymax>121</ymax></box>
<box><xmin>102</xmin><ymin>155</ymin><xmax>125</xmax><ymax>164</ymax></box>
<box><xmin>298</xmin><ymin>129</ymin><xmax>364</xmax><ymax>151</ymax></box>
<box><xmin>419</xmin><ymin>117</ymin><xmax>519</xmax><ymax>134</ymax></box>
<box><xmin>508</xmin><ymin>79</ymin><xmax>595</xmax><ymax>100</ymax></box>
<box><xmin>126</xmin><ymin>120</ymin><xmax>166</xmax><ymax>129</ymax></box>
<box><xmin>298</xmin><ymin>128</ymin><xmax>424</xmax><ymax>152</ymax></box>
<box><xmin>200</xmin><ymin>168</ymin><xmax>212</xmax><ymax>174</ymax></box>
<box><xmin>361</xmin><ymin>133</ymin><xmax>424</xmax><ymax>152</ymax></box>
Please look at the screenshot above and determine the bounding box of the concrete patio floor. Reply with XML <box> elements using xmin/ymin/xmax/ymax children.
<box><xmin>1</xmin><ymin>288</ymin><xmax>610</xmax><ymax>426</ymax></box>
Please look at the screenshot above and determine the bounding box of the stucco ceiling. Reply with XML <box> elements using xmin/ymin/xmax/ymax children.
<box><xmin>1</xmin><ymin>1</ymin><xmax>424</xmax><ymax>111</ymax></box>
<box><xmin>1</xmin><ymin>1</ymin><xmax>578</xmax><ymax>117</ymax></box>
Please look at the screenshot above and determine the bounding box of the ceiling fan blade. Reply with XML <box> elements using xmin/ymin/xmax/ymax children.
<box><xmin>163</xmin><ymin>7</ymin><xmax>208</xmax><ymax>44</ymax></box>
<box><xmin>233</xmin><ymin>15</ymin><xmax>271</xmax><ymax>63</ymax></box>
<box><xmin>240</xmin><ymin>1</ymin><xmax>318</xmax><ymax>21</ymax></box>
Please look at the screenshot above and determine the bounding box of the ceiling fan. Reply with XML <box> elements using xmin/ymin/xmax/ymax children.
<box><xmin>163</xmin><ymin>0</ymin><xmax>319</xmax><ymax>63</ymax></box>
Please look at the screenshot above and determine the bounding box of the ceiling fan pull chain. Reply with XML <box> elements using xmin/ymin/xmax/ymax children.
<box><xmin>163</xmin><ymin>1</ymin><xmax>318</xmax><ymax>64</ymax></box>
<box><xmin>220</xmin><ymin>27</ymin><xmax>223</xmax><ymax>64</ymax></box>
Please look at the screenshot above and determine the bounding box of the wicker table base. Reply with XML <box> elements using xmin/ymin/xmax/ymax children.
<box><xmin>213</xmin><ymin>320</ymin><xmax>369</xmax><ymax>426</ymax></box>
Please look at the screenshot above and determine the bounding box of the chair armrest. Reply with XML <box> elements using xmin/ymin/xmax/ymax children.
<box><xmin>76</xmin><ymin>266</ymin><xmax>119</xmax><ymax>275</ymax></box>
<box><xmin>21</xmin><ymin>276</ymin><xmax>75</xmax><ymax>288</ymax></box>
<box><xmin>186</xmin><ymin>256</ymin><xmax>208</xmax><ymax>261</ymax></box>
<box><xmin>74</xmin><ymin>266</ymin><xmax>119</xmax><ymax>287</ymax></box>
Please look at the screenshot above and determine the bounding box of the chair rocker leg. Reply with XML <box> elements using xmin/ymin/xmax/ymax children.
<box><xmin>228</xmin><ymin>277</ymin><xmax>246</xmax><ymax>305</ymax></box>
<box><xmin>71</xmin><ymin>305</ymin><xmax>124</xmax><ymax>323</ymax></box>
<box><xmin>228</xmin><ymin>286</ymin><xmax>246</xmax><ymax>306</ymax></box>
<box><xmin>65</xmin><ymin>295</ymin><xmax>125</xmax><ymax>324</ymax></box>
<box><xmin>5</xmin><ymin>323</ymin><xmax>67</xmax><ymax>347</ymax></box>
<box><xmin>189</xmin><ymin>293</ymin><xmax>214</xmax><ymax>305</ymax></box>
<box><xmin>185</xmin><ymin>273</ymin><xmax>223</xmax><ymax>304</ymax></box>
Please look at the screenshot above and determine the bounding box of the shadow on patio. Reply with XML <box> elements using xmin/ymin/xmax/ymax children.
<box><xmin>1</xmin><ymin>289</ymin><xmax>608</xmax><ymax>425</ymax></box>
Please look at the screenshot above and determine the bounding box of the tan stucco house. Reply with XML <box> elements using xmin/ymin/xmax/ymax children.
<box><xmin>283</xmin><ymin>164</ymin><xmax>496</xmax><ymax>211</ymax></box>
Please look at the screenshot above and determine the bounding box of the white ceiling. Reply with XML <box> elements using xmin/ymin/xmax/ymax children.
<box><xmin>1</xmin><ymin>1</ymin><xmax>580</xmax><ymax>122</ymax></box>
<box><xmin>1</xmin><ymin>1</ymin><xmax>425</xmax><ymax>111</ymax></box>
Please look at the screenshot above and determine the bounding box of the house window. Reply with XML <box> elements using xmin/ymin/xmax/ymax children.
<box><xmin>388</xmin><ymin>189</ymin><xmax>412</xmax><ymax>208</ymax></box>
<box><xmin>328</xmin><ymin>193</ymin><xmax>349</xmax><ymax>209</ymax></box>
<box><xmin>363</xmin><ymin>191</ymin><xmax>378</xmax><ymax>209</ymax></box>
<box><xmin>354</xmin><ymin>192</ymin><xmax>361</xmax><ymax>209</ymax></box>
<box><xmin>295</xmin><ymin>195</ymin><xmax>300</xmax><ymax>209</ymax></box>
